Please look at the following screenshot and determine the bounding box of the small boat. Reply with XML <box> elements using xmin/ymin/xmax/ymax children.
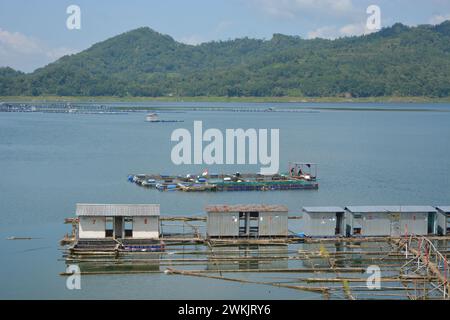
<box><xmin>145</xmin><ymin>113</ymin><xmax>159</xmax><ymax>122</ymax></box>
<box><xmin>145</xmin><ymin>113</ymin><xmax>184</xmax><ymax>123</ymax></box>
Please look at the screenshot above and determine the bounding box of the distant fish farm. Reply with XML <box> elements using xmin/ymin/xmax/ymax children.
<box><xmin>128</xmin><ymin>163</ymin><xmax>318</xmax><ymax>192</ymax></box>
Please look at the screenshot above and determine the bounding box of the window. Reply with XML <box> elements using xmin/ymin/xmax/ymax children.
<box><xmin>124</xmin><ymin>217</ymin><xmax>133</xmax><ymax>238</ymax></box>
<box><xmin>249</xmin><ymin>212</ymin><xmax>259</xmax><ymax>218</ymax></box>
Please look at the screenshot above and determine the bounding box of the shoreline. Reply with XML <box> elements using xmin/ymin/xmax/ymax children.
<box><xmin>2</xmin><ymin>95</ymin><xmax>450</xmax><ymax>104</ymax></box>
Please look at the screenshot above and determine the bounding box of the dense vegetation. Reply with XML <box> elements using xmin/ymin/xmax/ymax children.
<box><xmin>2</xmin><ymin>21</ymin><xmax>450</xmax><ymax>98</ymax></box>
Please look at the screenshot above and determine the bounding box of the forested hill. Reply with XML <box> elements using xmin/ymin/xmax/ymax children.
<box><xmin>2</xmin><ymin>21</ymin><xmax>450</xmax><ymax>98</ymax></box>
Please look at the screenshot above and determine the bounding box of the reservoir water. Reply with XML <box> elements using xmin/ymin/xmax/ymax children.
<box><xmin>1</xmin><ymin>102</ymin><xmax>449</xmax><ymax>299</ymax></box>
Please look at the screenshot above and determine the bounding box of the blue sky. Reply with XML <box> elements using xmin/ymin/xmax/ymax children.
<box><xmin>1</xmin><ymin>0</ymin><xmax>450</xmax><ymax>72</ymax></box>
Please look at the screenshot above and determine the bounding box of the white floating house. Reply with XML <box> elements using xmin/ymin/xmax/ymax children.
<box><xmin>206</xmin><ymin>204</ymin><xmax>289</xmax><ymax>238</ymax></box>
<box><xmin>302</xmin><ymin>207</ymin><xmax>345</xmax><ymax>237</ymax></box>
<box><xmin>436</xmin><ymin>206</ymin><xmax>450</xmax><ymax>236</ymax></box>
<box><xmin>345</xmin><ymin>206</ymin><xmax>437</xmax><ymax>237</ymax></box>
<box><xmin>76</xmin><ymin>204</ymin><xmax>160</xmax><ymax>239</ymax></box>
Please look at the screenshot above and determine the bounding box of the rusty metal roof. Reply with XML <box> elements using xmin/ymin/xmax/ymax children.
<box><xmin>76</xmin><ymin>204</ymin><xmax>160</xmax><ymax>216</ymax></box>
<box><xmin>205</xmin><ymin>204</ymin><xmax>288</xmax><ymax>213</ymax></box>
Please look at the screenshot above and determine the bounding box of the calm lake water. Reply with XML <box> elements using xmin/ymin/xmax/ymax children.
<box><xmin>1</xmin><ymin>102</ymin><xmax>450</xmax><ymax>299</ymax></box>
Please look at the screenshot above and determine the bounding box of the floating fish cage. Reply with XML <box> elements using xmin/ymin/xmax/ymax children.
<box><xmin>127</xmin><ymin>163</ymin><xmax>319</xmax><ymax>192</ymax></box>
<box><xmin>215</xmin><ymin>180</ymin><xmax>318</xmax><ymax>191</ymax></box>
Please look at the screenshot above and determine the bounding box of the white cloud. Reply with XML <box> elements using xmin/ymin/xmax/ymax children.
<box><xmin>339</xmin><ymin>23</ymin><xmax>367</xmax><ymax>36</ymax></box>
<box><xmin>0</xmin><ymin>28</ymin><xmax>77</xmax><ymax>72</ymax></box>
<box><xmin>307</xmin><ymin>23</ymin><xmax>375</xmax><ymax>39</ymax></box>
<box><xmin>252</xmin><ymin>0</ymin><xmax>355</xmax><ymax>19</ymax></box>
<box><xmin>307</xmin><ymin>26</ymin><xmax>340</xmax><ymax>39</ymax></box>
<box><xmin>178</xmin><ymin>34</ymin><xmax>206</xmax><ymax>46</ymax></box>
<box><xmin>429</xmin><ymin>14</ymin><xmax>450</xmax><ymax>25</ymax></box>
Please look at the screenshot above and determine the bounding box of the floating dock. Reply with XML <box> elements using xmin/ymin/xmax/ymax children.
<box><xmin>128</xmin><ymin>162</ymin><xmax>319</xmax><ymax>192</ymax></box>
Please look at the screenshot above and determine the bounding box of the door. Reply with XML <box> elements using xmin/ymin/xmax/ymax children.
<box><xmin>239</xmin><ymin>212</ymin><xmax>248</xmax><ymax>236</ymax></box>
<box><xmin>447</xmin><ymin>215</ymin><xmax>450</xmax><ymax>235</ymax></box>
<box><xmin>390</xmin><ymin>213</ymin><xmax>401</xmax><ymax>237</ymax></box>
<box><xmin>105</xmin><ymin>217</ymin><xmax>113</xmax><ymax>237</ymax></box>
<box><xmin>114</xmin><ymin>216</ymin><xmax>123</xmax><ymax>239</ymax></box>
<box><xmin>248</xmin><ymin>212</ymin><xmax>259</xmax><ymax>237</ymax></box>
<box><xmin>427</xmin><ymin>212</ymin><xmax>436</xmax><ymax>235</ymax></box>
<box><xmin>239</xmin><ymin>212</ymin><xmax>259</xmax><ymax>237</ymax></box>
<box><xmin>352</xmin><ymin>215</ymin><xmax>362</xmax><ymax>235</ymax></box>
<box><xmin>124</xmin><ymin>217</ymin><xmax>133</xmax><ymax>238</ymax></box>
<box><xmin>335</xmin><ymin>212</ymin><xmax>344</xmax><ymax>235</ymax></box>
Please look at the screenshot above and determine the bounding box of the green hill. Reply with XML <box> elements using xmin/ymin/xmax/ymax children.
<box><xmin>2</xmin><ymin>21</ymin><xmax>450</xmax><ymax>98</ymax></box>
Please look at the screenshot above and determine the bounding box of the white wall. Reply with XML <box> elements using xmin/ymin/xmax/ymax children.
<box><xmin>360</xmin><ymin>212</ymin><xmax>391</xmax><ymax>236</ymax></box>
<box><xmin>350</xmin><ymin>212</ymin><xmax>428</xmax><ymax>236</ymax></box>
<box><xmin>400</xmin><ymin>213</ymin><xmax>428</xmax><ymax>235</ymax></box>
<box><xmin>303</xmin><ymin>212</ymin><xmax>336</xmax><ymax>236</ymax></box>
<box><xmin>132</xmin><ymin>216</ymin><xmax>159</xmax><ymax>239</ymax></box>
<box><xmin>259</xmin><ymin>212</ymin><xmax>288</xmax><ymax>236</ymax></box>
<box><xmin>207</xmin><ymin>213</ymin><xmax>239</xmax><ymax>237</ymax></box>
<box><xmin>79</xmin><ymin>216</ymin><xmax>106</xmax><ymax>239</ymax></box>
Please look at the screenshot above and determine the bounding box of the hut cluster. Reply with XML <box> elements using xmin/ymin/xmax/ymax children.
<box><xmin>73</xmin><ymin>203</ymin><xmax>450</xmax><ymax>241</ymax></box>
<box><xmin>303</xmin><ymin>206</ymin><xmax>449</xmax><ymax>237</ymax></box>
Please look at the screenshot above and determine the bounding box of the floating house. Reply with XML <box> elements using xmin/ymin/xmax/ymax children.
<box><xmin>76</xmin><ymin>203</ymin><xmax>160</xmax><ymax>239</ymax></box>
<box><xmin>345</xmin><ymin>206</ymin><xmax>436</xmax><ymax>237</ymax></box>
<box><xmin>205</xmin><ymin>204</ymin><xmax>288</xmax><ymax>238</ymax></box>
<box><xmin>436</xmin><ymin>206</ymin><xmax>450</xmax><ymax>236</ymax></box>
<box><xmin>302</xmin><ymin>207</ymin><xmax>345</xmax><ymax>237</ymax></box>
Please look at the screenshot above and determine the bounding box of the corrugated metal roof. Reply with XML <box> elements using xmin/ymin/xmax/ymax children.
<box><xmin>76</xmin><ymin>204</ymin><xmax>160</xmax><ymax>216</ymax></box>
<box><xmin>346</xmin><ymin>205</ymin><xmax>436</xmax><ymax>213</ymax></box>
<box><xmin>437</xmin><ymin>206</ymin><xmax>450</xmax><ymax>213</ymax></box>
<box><xmin>205</xmin><ymin>204</ymin><xmax>288</xmax><ymax>213</ymax></box>
<box><xmin>390</xmin><ymin>206</ymin><xmax>436</xmax><ymax>213</ymax></box>
<box><xmin>302</xmin><ymin>206</ymin><xmax>345</xmax><ymax>213</ymax></box>
<box><xmin>345</xmin><ymin>206</ymin><xmax>387</xmax><ymax>213</ymax></box>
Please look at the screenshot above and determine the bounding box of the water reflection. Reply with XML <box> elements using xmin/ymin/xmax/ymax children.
<box><xmin>66</xmin><ymin>253</ymin><xmax>162</xmax><ymax>274</ymax></box>
<box><xmin>206</xmin><ymin>245</ymin><xmax>289</xmax><ymax>271</ymax></box>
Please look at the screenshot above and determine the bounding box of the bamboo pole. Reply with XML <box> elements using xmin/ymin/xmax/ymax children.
<box><xmin>390</xmin><ymin>237</ymin><xmax>450</xmax><ymax>295</ymax></box>
<box><xmin>165</xmin><ymin>268</ymin><xmax>330</xmax><ymax>294</ymax></box>
<box><xmin>60</xmin><ymin>267</ymin><xmax>368</xmax><ymax>276</ymax></box>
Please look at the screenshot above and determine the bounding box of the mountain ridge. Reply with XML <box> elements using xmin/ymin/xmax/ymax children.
<box><xmin>1</xmin><ymin>21</ymin><xmax>450</xmax><ymax>98</ymax></box>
